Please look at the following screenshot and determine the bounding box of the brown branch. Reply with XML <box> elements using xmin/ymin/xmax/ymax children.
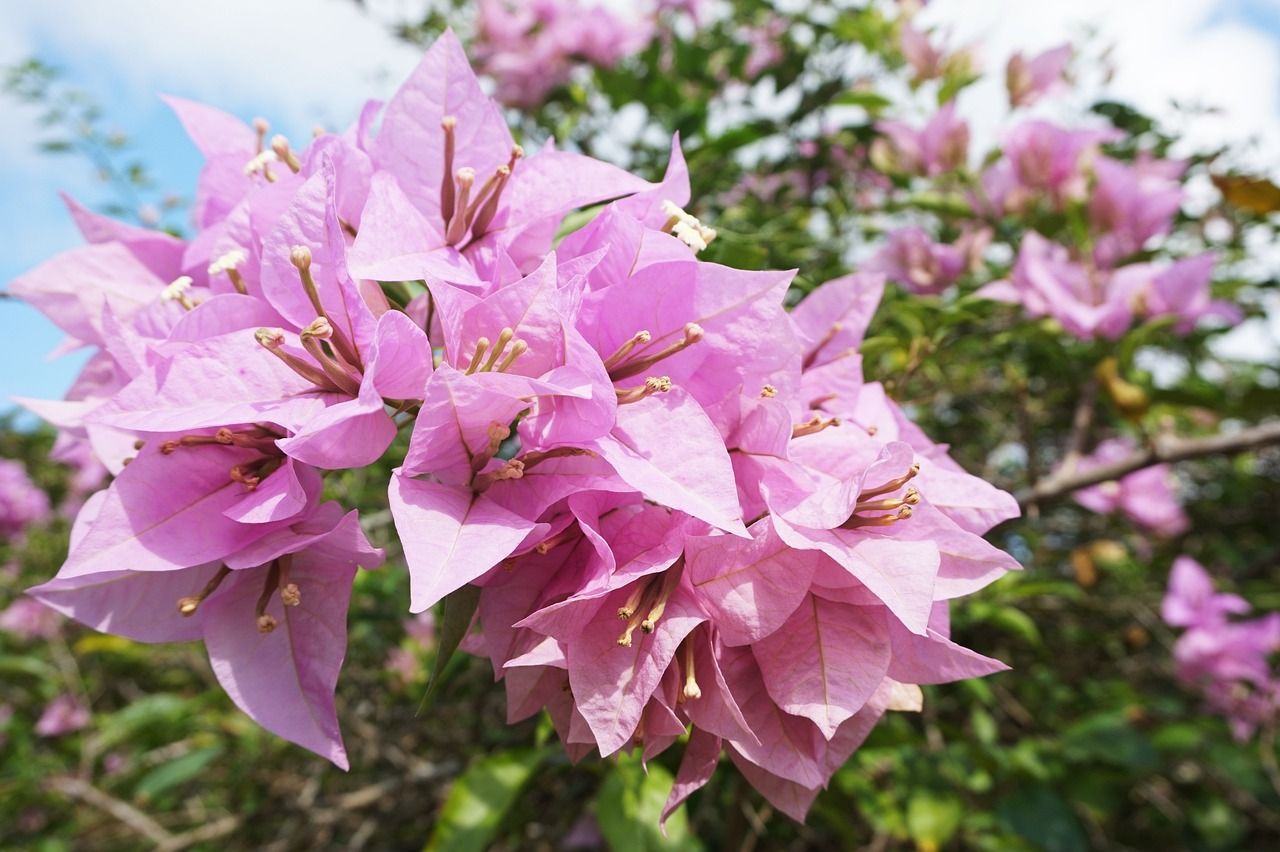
<box><xmin>1018</xmin><ymin>420</ymin><xmax>1280</xmax><ymax>507</ymax></box>
<box><xmin>47</xmin><ymin>777</ymin><xmax>173</xmax><ymax>846</ymax></box>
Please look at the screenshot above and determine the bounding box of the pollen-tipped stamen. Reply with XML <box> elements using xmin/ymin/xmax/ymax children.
<box><xmin>616</xmin><ymin>375</ymin><xmax>672</xmax><ymax>404</ymax></box>
<box><xmin>440</xmin><ymin>116</ymin><xmax>458</xmax><ymax>225</ymax></box>
<box><xmin>640</xmin><ymin>560</ymin><xmax>684</xmax><ymax>634</ymax></box>
<box><xmin>208</xmin><ymin>249</ymin><xmax>249</xmax><ymax>295</ymax></box>
<box><xmin>301</xmin><ymin>318</ymin><xmax>362</xmax><ymax>396</ymax></box>
<box><xmin>854</xmin><ymin>487</ymin><xmax>921</xmax><ymax>514</ymax></box>
<box><xmin>760</xmin><ymin>384</ymin><xmax>777</xmax><ymax>398</ymax></box>
<box><xmin>177</xmin><ymin>566</ymin><xmax>232</xmax><ymax>616</ymax></box>
<box><xmin>608</xmin><ymin>323</ymin><xmax>704</xmax><ymax>381</ymax></box>
<box><xmin>270</xmin><ymin>135</ymin><xmax>302</xmax><ymax>173</ymax></box>
<box><xmin>617</xmin><ymin>581</ymin><xmax>650</xmax><ymax>621</ymax></box>
<box><xmin>254</xmin><ymin>561</ymin><xmax>281</xmax><ymax>633</ymax></box>
<box><xmin>278</xmin><ymin>555</ymin><xmax>301</xmax><ymax>607</ymax></box>
<box><xmin>792</xmin><ymin>415</ymin><xmax>840</xmax><ymax>439</ymax></box>
<box><xmin>843</xmin><ymin>505</ymin><xmax>914</xmax><ymax>529</ymax></box>
<box><xmin>256</xmin><ymin>327</ymin><xmax>340</xmax><ymax>390</ymax></box>
<box><xmin>161</xmin><ymin>276</ymin><xmax>197</xmax><ymax>311</ymax></box>
<box><xmin>602</xmin><ymin>330</ymin><xmax>652</xmax><ymax>371</ymax></box>
<box><xmin>858</xmin><ymin>463</ymin><xmax>922</xmax><ymax>501</ymax></box>
<box><xmin>474</xmin><ymin>459</ymin><xmax>525</xmax><ymax>492</ymax></box>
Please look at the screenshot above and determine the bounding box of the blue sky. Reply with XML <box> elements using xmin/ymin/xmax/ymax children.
<box><xmin>2</xmin><ymin>0</ymin><xmax>1278</xmax><ymax>419</ymax></box>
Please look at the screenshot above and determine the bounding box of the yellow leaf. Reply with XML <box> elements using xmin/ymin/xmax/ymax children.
<box><xmin>1212</xmin><ymin>173</ymin><xmax>1280</xmax><ymax>215</ymax></box>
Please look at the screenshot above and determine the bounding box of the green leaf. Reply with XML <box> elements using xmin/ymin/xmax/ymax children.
<box><xmin>996</xmin><ymin>785</ymin><xmax>1087</xmax><ymax>852</ymax></box>
<box><xmin>595</xmin><ymin>753</ymin><xmax>698</xmax><ymax>852</ymax></box>
<box><xmin>1061</xmin><ymin>712</ymin><xmax>1158</xmax><ymax>771</ymax></box>
<box><xmin>419</xmin><ymin>584</ymin><xmax>482</xmax><ymax>710</ymax></box>
<box><xmin>93</xmin><ymin>694</ymin><xmax>193</xmax><ymax>753</ymax></box>
<box><xmin>424</xmin><ymin>748</ymin><xmax>548</xmax><ymax>852</ymax></box>
<box><xmin>906</xmin><ymin>791</ymin><xmax>965</xmax><ymax>847</ymax></box>
<box><xmin>134</xmin><ymin>745</ymin><xmax>224</xmax><ymax>803</ymax></box>
<box><xmin>832</xmin><ymin>90</ymin><xmax>893</xmax><ymax>113</ymax></box>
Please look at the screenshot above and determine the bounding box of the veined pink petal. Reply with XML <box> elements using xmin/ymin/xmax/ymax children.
<box><xmin>389</xmin><ymin>472</ymin><xmax>541</xmax><ymax>612</ymax></box>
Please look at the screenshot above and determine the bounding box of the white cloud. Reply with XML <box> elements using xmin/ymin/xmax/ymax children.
<box><xmin>920</xmin><ymin>0</ymin><xmax>1280</xmax><ymax>166</ymax></box>
<box><xmin>0</xmin><ymin>0</ymin><xmax>431</xmax><ymax>138</ymax></box>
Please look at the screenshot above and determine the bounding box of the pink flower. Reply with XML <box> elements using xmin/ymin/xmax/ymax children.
<box><xmin>1163</xmin><ymin>557</ymin><xmax>1280</xmax><ymax>739</ymax></box>
<box><xmin>1006</xmin><ymin>44</ymin><xmax>1071</xmax><ymax>108</ymax></box>
<box><xmin>981</xmin><ymin>121</ymin><xmax>1119</xmax><ymax>213</ymax></box>
<box><xmin>475</xmin><ymin>0</ymin><xmax>653</xmax><ymax>108</ymax></box>
<box><xmin>35</xmin><ymin>693</ymin><xmax>90</xmax><ymax>737</ymax></box>
<box><xmin>1072</xmin><ymin>438</ymin><xmax>1190</xmax><ymax>537</ymax></box>
<box><xmin>978</xmin><ymin>233</ymin><xmax>1144</xmax><ymax>340</ymax></box>
<box><xmin>875</xmin><ymin>103</ymin><xmax>970</xmax><ymax>177</ymax></box>
<box><xmin>1090</xmin><ymin>155</ymin><xmax>1185</xmax><ymax>268</ymax></box>
<box><xmin>0</xmin><ymin>459</ymin><xmax>51</xmax><ymax>539</ymax></box>
<box><xmin>865</xmin><ymin>227</ymin><xmax>967</xmax><ymax>294</ymax></box>
<box><xmin>0</xmin><ymin>597</ymin><xmax>61</xmax><ymax>641</ymax></box>
<box><xmin>33</xmin><ymin>502</ymin><xmax>384</xmax><ymax>768</ymax></box>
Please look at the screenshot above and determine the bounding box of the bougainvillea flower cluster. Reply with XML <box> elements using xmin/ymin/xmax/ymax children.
<box><xmin>14</xmin><ymin>32</ymin><xmax>1021</xmax><ymax>820</ymax></box>
<box><xmin>1163</xmin><ymin>557</ymin><xmax>1280</xmax><ymax>740</ymax></box>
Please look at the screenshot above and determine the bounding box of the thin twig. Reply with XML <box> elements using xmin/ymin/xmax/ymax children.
<box><xmin>47</xmin><ymin>777</ymin><xmax>173</xmax><ymax>846</ymax></box>
<box><xmin>1018</xmin><ymin>420</ymin><xmax>1280</xmax><ymax>507</ymax></box>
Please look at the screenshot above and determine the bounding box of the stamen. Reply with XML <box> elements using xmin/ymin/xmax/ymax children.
<box><xmin>465</xmin><ymin>337</ymin><xmax>491</xmax><ymax>375</ymax></box>
<box><xmin>467</xmin><ymin>165</ymin><xmax>510</xmax><ymax>239</ymax></box>
<box><xmin>641</xmin><ymin>560</ymin><xmax>684</xmax><ymax>634</ymax></box>
<box><xmin>616</xmin><ymin>376</ymin><xmax>672</xmax><ymax>404</ymax></box>
<box><xmin>792</xmin><ymin>415</ymin><xmax>840</xmax><ymax>438</ymax></box>
<box><xmin>660</xmin><ymin>200</ymin><xmax>717</xmax><ymax>252</ymax></box>
<box><xmin>602</xmin><ymin>330</ymin><xmax>652</xmax><ymax>371</ymax></box>
<box><xmin>858</xmin><ymin>463</ymin><xmax>922</xmax><ymax>501</ymax></box>
<box><xmin>208</xmin><ymin>249</ymin><xmax>248</xmax><ymax>295</ymax></box>
<box><xmin>520</xmin><ymin>447</ymin><xmax>594</xmax><ymax>469</ymax></box>
<box><xmin>177</xmin><ymin>566</ymin><xmax>231</xmax><ymax>616</ymax></box>
<box><xmin>481</xmin><ymin>328</ymin><xmax>515</xmax><ymax>372</ymax></box>
<box><xmin>289</xmin><ymin>246</ymin><xmax>325</xmax><ymax>319</ymax></box>
<box><xmin>616</xmin><ymin>606</ymin><xmax>648</xmax><ymax>648</ymax></box>
<box><xmin>617</xmin><ymin>582</ymin><xmax>650</xmax><ymax>621</ymax></box>
<box><xmin>495</xmin><ymin>340</ymin><xmax>527</xmax><ymax>373</ymax></box>
<box><xmin>255</xmin><ymin>561</ymin><xmax>281</xmax><ymax>633</ymax></box>
<box><xmin>445</xmin><ymin>167</ymin><xmax>476</xmax><ymax>245</ymax></box>
<box><xmin>536</xmin><ymin>522</ymin><xmax>580</xmax><ymax>555</ymax></box>
<box><xmin>842</xmin><ymin>505</ymin><xmax>913</xmax><ymax>529</ymax></box>
<box><xmin>244</xmin><ymin>149</ymin><xmax>279</xmax><ymax>181</ymax></box>
<box><xmin>161</xmin><ymin>276</ymin><xmax>197</xmax><ymax>311</ymax></box>
<box><xmin>252</xmin><ymin>118</ymin><xmax>270</xmax><ymax>154</ymax></box>
<box><xmin>277</xmin><ymin>555</ymin><xmax>301</xmax><ymax>608</ymax></box>
<box><xmin>440</xmin><ymin>116</ymin><xmax>457</xmax><ymax>225</ymax></box>
<box><xmin>300</xmin><ymin>317</ymin><xmax>362</xmax><ymax>396</ymax></box>
<box><xmin>681</xmin><ymin>639</ymin><xmax>701</xmax><ymax>701</ymax></box>
<box><xmin>474</xmin><ymin>459</ymin><xmax>525</xmax><ymax>491</ymax></box>
<box><xmin>160</xmin><ymin>433</ymin><xmax>225</xmax><ymax>454</ymax></box>
<box><xmin>608</xmin><ymin>323</ymin><xmax>704</xmax><ymax>381</ymax></box>
<box><xmin>854</xmin><ymin>487</ymin><xmax>921</xmax><ymax>514</ymax></box>
<box><xmin>270</xmin><ymin>134</ymin><xmax>302</xmax><ymax>173</ymax></box>
<box><xmin>256</xmin><ymin>327</ymin><xmax>339</xmax><ymax>390</ymax></box>
<box><xmin>760</xmin><ymin>384</ymin><xmax>777</xmax><ymax>398</ymax></box>
<box><xmin>802</xmin><ymin>323</ymin><xmax>843</xmax><ymax>369</ymax></box>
